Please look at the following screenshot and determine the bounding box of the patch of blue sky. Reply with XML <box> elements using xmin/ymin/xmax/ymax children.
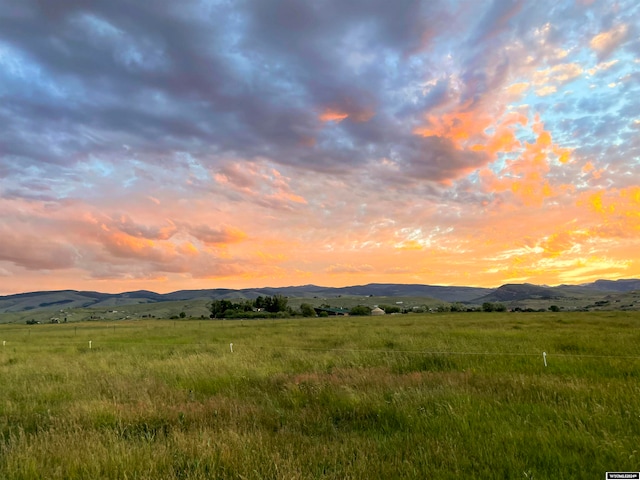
<box><xmin>84</xmin><ymin>155</ymin><xmax>115</xmax><ymax>178</ymax></box>
<box><xmin>464</xmin><ymin>170</ymin><xmax>481</xmax><ymax>185</ymax></box>
<box><xmin>0</xmin><ymin>41</ymin><xmax>69</xmax><ymax>100</ymax></box>
<box><xmin>486</xmin><ymin>153</ymin><xmax>510</xmax><ymax>177</ymax></box>
<box><xmin>515</xmin><ymin>67</ymin><xmax>628</xmax><ymax>157</ymax></box>
<box><xmin>176</xmin><ymin>152</ymin><xmax>210</xmax><ymax>182</ymax></box>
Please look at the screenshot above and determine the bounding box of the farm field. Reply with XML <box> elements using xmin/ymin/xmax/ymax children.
<box><xmin>1</xmin><ymin>312</ymin><xmax>639</xmax><ymax>479</ymax></box>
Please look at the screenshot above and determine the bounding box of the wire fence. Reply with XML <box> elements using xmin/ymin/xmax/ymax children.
<box><xmin>2</xmin><ymin>339</ymin><xmax>640</xmax><ymax>360</ymax></box>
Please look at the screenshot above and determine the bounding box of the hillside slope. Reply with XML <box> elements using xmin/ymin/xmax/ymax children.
<box><xmin>0</xmin><ymin>280</ymin><xmax>638</xmax><ymax>314</ymax></box>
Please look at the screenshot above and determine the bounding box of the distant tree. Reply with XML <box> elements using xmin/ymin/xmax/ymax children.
<box><xmin>264</xmin><ymin>294</ymin><xmax>288</xmax><ymax>313</ymax></box>
<box><xmin>179</xmin><ymin>311</ymin><xmax>186</xmax><ymax>318</ymax></box>
<box><xmin>238</xmin><ymin>300</ymin><xmax>254</xmax><ymax>312</ymax></box>
<box><xmin>300</xmin><ymin>303</ymin><xmax>315</xmax><ymax>317</ymax></box>
<box><xmin>449</xmin><ymin>302</ymin><xmax>466</xmax><ymax>312</ymax></box>
<box><xmin>549</xmin><ymin>305</ymin><xmax>560</xmax><ymax>312</ymax></box>
<box><xmin>379</xmin><ymin>304</ymin><xmax>401</xmax><ymax>314</ymax></box>
<box><xmin>276</xmin><ymin>294</ymin><xmax>289</xmax><ymax>312</ymax></box>
<box><xmin>482</xmin><ymin>302</ymin><xmax>506</xmax><ymax>312</ymax></box>
<box><xmin>223</xmin><ymin>308</ymin><xmax>237</xmax><ymax>318</ymax></box>
<box><xmin>349</xmin><ymin>305</ymin><xmax>371</xmax><ymax>316</ymax></box>
<box><xmin>210</xmin><ymin>300</ymin><xmax>233</xmax><ymax>318</ymax></box>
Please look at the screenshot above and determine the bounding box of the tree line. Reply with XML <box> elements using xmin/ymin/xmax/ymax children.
<box><xmin>210</xmin><ymin>295</ymin><xmax>291</xmax><ymax>319</ymax></box>
<box><xmin>209</xmin><ymin>297</ymin><xmax>519</xmax><ymax>319</ymax></box>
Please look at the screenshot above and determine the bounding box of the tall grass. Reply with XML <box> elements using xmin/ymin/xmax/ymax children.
<box><xmin>1</xmin><ymin>312</ymin><xmax>639</xmax><ymax>478</ymax></box>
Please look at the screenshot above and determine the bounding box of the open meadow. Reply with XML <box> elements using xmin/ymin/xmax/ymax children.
<box><xmin>1</xmin><ymin>312</ymin><xmax>639</xmax><ymax>479</ymax></box>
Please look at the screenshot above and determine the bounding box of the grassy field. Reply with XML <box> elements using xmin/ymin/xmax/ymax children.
<box><xmin>1</xmin><ymin>312</ymin><xmax>639</xmax><ymax>479</ymax></box>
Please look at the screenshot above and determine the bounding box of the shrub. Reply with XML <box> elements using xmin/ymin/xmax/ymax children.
<box><xmin>300</xmin><ymin>303</ymin><xmax>315</xmax><ymax>317</ymax></box>
<box><xmin>482</xmin><ymin>302</ymin><xmax>507</xmax><ymax>312</ymax></box>
<box><xmin>379</xmin><ymin>304</ymin><xmax>401</xmax><ymax>314</ymax></box>
<box><xmin>349</xmin><ymin>305</ymin><xmax>371</xmax><ymax>316</ymax></box>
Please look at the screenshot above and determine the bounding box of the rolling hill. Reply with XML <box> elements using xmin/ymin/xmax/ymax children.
<box><xmin>0</xmin><ymin>280</ymin><xmax>638</xmax><ymax>316</ymax></box>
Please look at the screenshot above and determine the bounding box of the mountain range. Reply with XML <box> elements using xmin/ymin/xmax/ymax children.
<box><xmin>1</xmin><ymin>279</ymin><xmax>640</xmax><ymax>314</ymax></box>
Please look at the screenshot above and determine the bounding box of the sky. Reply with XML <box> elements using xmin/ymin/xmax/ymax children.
<box><xmin>0</xmin><ymin>0</ymin><xmax>639</xmax><ymax>295</ymax></box>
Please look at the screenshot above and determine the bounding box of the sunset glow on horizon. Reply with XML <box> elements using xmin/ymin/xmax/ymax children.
<box><xmin>1</xmin><ymin>0</ymin><xmax>639</xmax><ymax>294</ymax></box>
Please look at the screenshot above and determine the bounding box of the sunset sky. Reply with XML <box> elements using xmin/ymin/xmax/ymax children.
<box><xmin>1</xmin><ymin>0</ymin><xmax>639</xmax><ymax>294</ymax></box>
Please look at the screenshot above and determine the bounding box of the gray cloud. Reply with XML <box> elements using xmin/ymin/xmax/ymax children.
<box><xmin>1</xmin><ymin>0</ymin><xmax>637</xmax><ymax>215</ymax></box>
<box><xmin>0</xmin><ymin>0</ymin><xmax>479</xmax><ymax>186</ymax></box>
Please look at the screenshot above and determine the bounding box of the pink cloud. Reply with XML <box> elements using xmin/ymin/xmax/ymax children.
<box><xmin>187</xmin><ymin>224</ymin><xmax>248</xmax><ymax>246</ymax></box>
<box><xmin>590</xmin><ymin>24</ymin><xmax>630</xmax><ymax>60</ymax></box>
<box><xmin>0</xmin><ymin>230</ymin><xmax>77</xmax><ymax>270</ymax></box>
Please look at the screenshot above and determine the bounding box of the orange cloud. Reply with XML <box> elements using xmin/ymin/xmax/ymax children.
<box><xmin>215</xmin><ymin>161</ymin><xmax>308</xmax><ymax>209</ymax></box>
<box><xmin>103</xmin><ymin>231</ymin><xmax>173</xmax><ymax>262</ymax></box>
<box><xmin>505</xmin><ymin>82</ymin><xmax>530</xmax><ymax>98</ymax></box>
<box><xmin>591</xmin><ymin>192</ymin><xmax>605</xmax><ymax>213</ymax></box>
<box><xmin>584</xmin><ymin>187</ymin><xmax>640</xmax><ymax>220</ymax></box>
<box><xmin>533</xmin><ymin>63</ymin><xmax>583</xmax><ymax>86</ymax></box>
<box><xmin>590</xmin><ymin>24</ymin><xmax>629</xmax><ymax>58</ymax></box>
<box><xmin>535</xmin><ymin>85</ymin><xmax>556</xmax><ymax>97</ymax></box>
<box><xmin>415</xmin><ymin>107</ymin><xmax>492</xmax><ymax>148</ymax></box>
<box><xmin>479</xmin><ymin>119</ymin><xmax>573</xmax><ymax>206</ymax></box>
<box><xmin>272</xmin><ymin>191</ymin><xmax>307</xmax><ymax>204</ymax></box>
<box><xmin>530</xmin><ymin>63</ymin><xmax>583</xmax><ymax>97</ymax></box>
<box><xmin>326</xmin><ymin>263</ymin><xmax>375</xmax><ymax>274</ymax></box>
<box><xmin>179</xmin><ymin>242</ymin><xmax>200</xmax><ymax>256</ymax></box>
<box><xmin>394</xmin><ymin>239</ymin><xmax>425</xmax><ymax>251</ymax></box>
<box><xmin>189</xmin><ymin>224</ymin><xmax>247</xmax><ymax>246</ymax></box>
<box><xmin>318</xmin><ymin>103</ymin><xmax>375</xmax><ymax>123</ymax></box>
<box><xmin>538</xmin><ymin>231</ymin><xmax>588</xmax><ymax>258</ymax></box>
<box><xmin>319</xmin><ymin>109</ymin><xmax>349</xmax><ymax>123</ymax></box>
<box><xmin>417</xmin><ymin>108</ymin><xmax>528</xmax><ymax>162</ymax></box>
<box><xmin>581</xmin><ymin>161</ymin><xmax>604</xmax><ymax>179</ymax></box>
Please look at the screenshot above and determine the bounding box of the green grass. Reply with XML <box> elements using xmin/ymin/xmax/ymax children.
<box><xmin>1</xmin><ymin>312</ymin><xmax>639</xmax><ymax>479</ymax></box>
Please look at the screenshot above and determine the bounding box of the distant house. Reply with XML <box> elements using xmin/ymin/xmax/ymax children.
<box><xmin>371</xmin><ymin>307</ymin><xmax>385</xmax><ymax>316</ymax></box>
<box><xmin>313</xmin><ymin>307</ymin><xmax>350</xmax><ymax>316</ymax></box>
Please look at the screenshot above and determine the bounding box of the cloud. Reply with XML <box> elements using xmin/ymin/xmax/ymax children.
<box><xmin>0</xmin><ymin>0</ymin><xmax>639</xmax><ymax>292</ymax></box>
<box><xmin>531</xmin><ymin>63</ymin><xmax>583</xmax><ymax>97</ymax></box>
<box><xmin>0</xmin><ymin>229</ymin><xmax>77</xmax><ymax>270</ymax></box>
<box><xmin>214</xmin><ymin>160</ymin><xmax>308</xmax><ymax>209</ymax></box>
<box><xmin>590</xmin><ymin>24</ymin><xmax>630</xmax><ymax>60</ymax></box>
<box><xmin>326</xmin><ymin>264</ymin><xmax>375</xmax><ymax>274</ymax></box>
<box><xmin>187</xmin><ymin>224</ymin><xmax>248</xmax><ymax>246</ymax></box>
<box><xmin>586</xmin><ymin>59</ymin><xmax>619</xmax><ymax>76</ymax></box>
<box><xmin>114</xmin><ymin>215</ymin><xmax>177</xmax><ymax>240</ymax></box>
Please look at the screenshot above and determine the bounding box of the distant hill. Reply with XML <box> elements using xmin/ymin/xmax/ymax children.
<box><xmin>309</xmin><ymin>283</ymin><xmax>492</xmax><ymax>302</ymax></box>
<box><xmin>474</xmin><ymin>284</ymin><xmax>566</xmax><ymax>303</ymax></box>
<box><xmin>580</xmin><ymin>279</ymin><xmax>640</xmax><ymax>292</ymax></box>
<box><xmin>0</xmin><ymin>280</ymin><xmax>638</xmax><ymax>314</ymax></box>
